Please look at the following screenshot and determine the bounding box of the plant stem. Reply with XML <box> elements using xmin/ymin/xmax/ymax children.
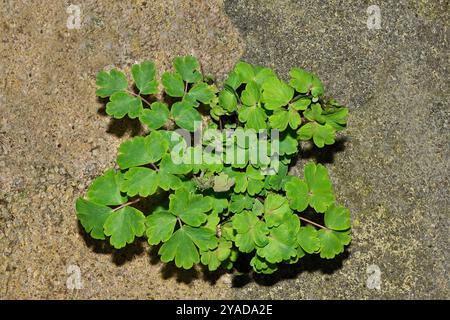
<box><xmin>298</xmin><ymin>216</ymin><xmax>329</xmax><ymax>230</ymax></box>
<box><xmin>126</xmin><ymin>90</ymin><xmax>152</xmax><ymax>107</ymax></box>
<box><xmin>177</xmin><ymin>218</ymin><xmax>183</xmax><ymax>228</ymax></box>
<box><xmin>149</xmin><ymin>163</ymin><xmax>159</xmax><ymax>171</ymax></box>
<box><xmin>112</xmin><ymin>198</ymin><xmax>141</xmax><ymax>212</ymax></box>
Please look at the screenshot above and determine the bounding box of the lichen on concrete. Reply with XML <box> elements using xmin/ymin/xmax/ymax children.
<box><xmin>225</xmin><ymin>0</ymin><xmax>449</xmax><ymax>299</ymax></box>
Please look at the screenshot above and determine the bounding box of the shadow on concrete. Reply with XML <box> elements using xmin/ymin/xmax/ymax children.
<box><xmin>77</xmin><ymin>221</ymin><xmax>145</xmax><ymax>266</ymax></box>
<box><xmin>147</xmin><ymin>244</ymin><xmax>231</xmax><ymax>285</ymax></box>
<box><xmin>96</xmin><ymin>95</ymin><xmax>145</xmax><ymax>138</ymax></box>
<box><xmin>231</xmin><ymin>249</ymin><xmax>350</xmax><ymax>287</ymax></box>
<box><xmin>298</xmin><ymin>136</ymin><xmax>348</xmax><ymax>164</ymax></box>
<box><xmin>80</xmin><ymin>212</ymin><xmax>350</xmax><ymax>286</ymax></box>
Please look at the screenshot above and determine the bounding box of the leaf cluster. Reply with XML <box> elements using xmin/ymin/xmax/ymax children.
<box><xmin>76</xmin><ymin>56</ymin><xmax>351</xmax><ymax>274</ymax></box>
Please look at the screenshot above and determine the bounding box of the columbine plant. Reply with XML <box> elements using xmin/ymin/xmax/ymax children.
<box><xmin>76</xmin><ymin>56</ymin><xmax>351</xmax><ymax>274</ymax></box>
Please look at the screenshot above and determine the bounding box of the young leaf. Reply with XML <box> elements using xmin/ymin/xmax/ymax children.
<box><xmin>106</xmin><ymin>92</ymin><xmax>143</xmax><ymax>119</ymax></box>
<box><xmin>158</xmin><ymin>228</ymin><xmax>200</xmax><ymax>269</ymax></box>
<box><xmin>290</xmin><ymin>98</ymin><xmax>311</xmax><ymax>111</ymax></box>
<box><xmin>250</xmin><ymin>255</ymin><xmax>278</xmax><ymax>274</ymax></box>
<box><xmin>256</xmin><ymin>215</ymin><xmax>299</xmax><ymax>263</ymax></box>
<box><xmin>261</xmin><ymin>77</ymin><xmax>294</xmax><ymax>110</ymax></box>
<box><xmin>203</xmin><ymin>212</ymin><xmax>220</xmax><ymax>232</ymax></box>
<box><xmin>161</xmin><ymin>72</ymin><xmax>185</xmax><ymax>97</ymax></box>
<box><xmin>284</xmin><ymin>163</ymin><xmax>336</xmax><ymax>213</ymax></box>
<box><xmin>298</xmin><ymin>122</ymin><xmax>336</xmax><ymax>148</ymax></box>
<box><xmin>334</xmin><ymin>230</ymin><xmax>352</xmax><ymax>246</ymax></box>
<box><xmin>241</xmin><ymin>81</ymin><xmax>260</xmax><ymax>106</ymax></box>
<box><xmin>284</xmin><ymin>177</ymin><xmax>309</xmax><ymax>212</ymax></box>
<box><xmin>310</xmin><ymin>76</ymin><xmax>324</xmax><ymax>97</ymax></box>
<box><xmin>117</xmin><ymin>131</ymin><xmax>169</xmax><ymax>169</ymax></box>
<box><xmin>289</xmin><ymin>68</ymin><xmax>324</xmax><ymax>97</ymax></box>
<box><xmin>304</xmin><ymin>103</ymin><xmax>326</xmax><ymax>123</ymax></box>
<box><xmin>131</xmin><ymin>61</ymin><xmax>158</xmax><ymax>95</ymax></box>
<box><xmin>288</xmin><ymin>107</ymin><xmax>301</xmax><ymax>129</ymax></box>
<box><xmin>169</xmin><ymin>188</ymin><xmax>213</xmax><ymax>227</ymax></box>
<box><xmin>233</xmin><ymin>211</ymin><xmax>269</xmax><ymax>252</ymax></box>
<box><xmin>229</xmin><ymin>194</ymin><xmax>254</xmax><ymax>213</ymax></box>
<box><xmin>121</xmin><ymin>167</ymin><xmax>159</xmax><ymax>197</ymax></box>
<box><xmin>252</xmin><ymin>199</ymin><xmax>264</xmax><ymax>216</ymax></box>
<box><xmin>158</xmin><ymin>171</ymin><xmax>183</xmax><ymax>191</ymax></box>
<box><xmin>86</xmin><ymin>169</ymin><xmax>127</xmax><ymax>206</ymax></box>
<box><xmin>304</xmin><ymin>162</ymin><xmax>335</xmax><ymax>213</ymax></box>
<box><xmin>322</xmin><ymin>107</ymin><xmax>348</xmax><ymax>131</ymax></box>
<box><xmin>234</xmin><ymin>61</ymin><xmax>255</xmax><ymax>83</ymax></box>
<box><xmin>171</xmin><ymin>101</ymin><xmax>202</xmax><ymax>132</ymax></box>
<box><xmin>269</xmin><ymin>109</ymin><xmax>289</xmax><ymax>131</ymax></box>
<box><xmin>297</xmin><ymin>225</ymin><xmax>320</xmax><ymax>254</ymax></box>
<box><xmin>76</xmin><ymin>198</ymin><xmax>112</xmax><ymax>240</ymax></box>
<box><xmin>213</xmin><ymin>173</ymin><xmax>235</xmax><ymax>192</ymax></box>
<box><xmin>145</xmin><ymin>210</ymin><xmax>177</xmax><ymax>245</ymax></box>
<box><xmin>224</xmin><ymin>70</ymin><xmax>242</xmax><ymax>90</ymax></box>
<box><xmin>200</xmin><ymin>240</ymin><xmax>232</xmax><ymax>271</ymax></box>
<box><xmin>266</xmin><ymin>162</ymin><xmax>289</xmax><ymax>191</ymax></box>
<box><xmin>317</xmin><ymin>229</ymin><xmax>347</xmax><ymax>259</ymax></box>
<box><xmin>324</xmin><ymin>204</ymin><xmax>351</xmax><ymax>230</ymax></box>
<box><xmin>279</xmin><ymin>133</ymin><xmax>298</xmax><ymax>156</ymax></box>
<box><xmin>264</xmin><ymin>193</ymin><xmax>292</xmax><ymax>227</ymax></box>
<box><xmin>209</xmin><ymin>197</ymin><xmax>228</xmax><ymax>215</ymax></box>
<box><xmin>159</xmin><ymin>225</ymin><xmax>217</xmax><ymax>269</ymax></box>
<box><xmin>221</xmin><ymin>221</ymin><xmax>235</xmax><ymax>241</ymax></box>
<box><xmin>173</xmin><ymin>55</ymin><xmax>202</xmax><ymax>83</ymax></box>
<box><xmin>238</xmin><ymin>106</ymin><xmax>267</xmax><ymax>130</ymax></box>
<box><xmin>253</xmin><ymin>67</ymin><xmax>276</xmax><ymax>87</ymax></box>
<box><xmin>103</xmin><ymin>206</ymin><xmax>146</xmax><ymax>249</ymax></box>
<box><xmin>159</xmin><ymin>153</ymin><xmax>192</xmax><ymax>175</ymax></box>
<box><xmin>219</xmin><ymin>89</ymin><xmax>237</xmax><ymax>112</ymax></box>
<box><xmin>247</xmin><ymin>164</ymin><xmax>264</xmax><ymax>179</ymax></box>
<box><xmin>246</xmin><ymin>165</ymin><xmax>265</xmax><ymax>196</ymax></box>
<box><xmin>96</xmin><ymin>69</ymin><xmax>128</xmax><ymax>97</ymax></box>
<box><xmin>183</xmin><ymin>225</ymin><xmax>218</xmax><ymax>251</ymax></box>
<box><xmin>187</xmin><ymin>82</ymin><xmax>216</xmax><ymax>104</ymax></box>
<box><xmin>247</xmin><ymin>179</ymin><xmax>264</xmax><ymax>196</ymax></box>
<box><xmin>139</xmin><ymin>102</ymin><xmax>169</xmax><ymax>129</ymax></box>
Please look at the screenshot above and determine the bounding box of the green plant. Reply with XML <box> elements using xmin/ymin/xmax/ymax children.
<box><xmin>76</xmin><ymin>56</ymin><xmax>351</xmax><ymax>274</ymax></box>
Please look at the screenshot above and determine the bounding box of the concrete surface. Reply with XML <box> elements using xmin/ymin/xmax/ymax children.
<box><xmin>0</xmin><ymin>0</ymin><xmax>448</xmax><ymax>299</ymax></box>
<box><xmin>226</xmin><ymin>0</ymin><xmax>449</xmax><ymax>299</ymax></box>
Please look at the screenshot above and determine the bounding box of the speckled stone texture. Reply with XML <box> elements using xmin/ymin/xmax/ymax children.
<box><xmin>1</xmin><ymin>0</ymin><xmax>448</xmax><ymax>299</ymax></box>
<box><xmin>0</xmin><ymin>0</ymin><xmax>242</xmax><ymax>299</ymax></box>
<box><xmin>225</xmin><ymin>0</ymin><xmax>449</xmax><ymax>299</ymax></box>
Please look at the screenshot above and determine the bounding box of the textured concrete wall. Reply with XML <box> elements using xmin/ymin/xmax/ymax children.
<box><xmin>225</xmin><ymin>0</ymin><xmax>449</xmax><ymax>299</ymax></box>
<box><xmin>1</xmin><ymin>0</ymin><xmax>448</xmax><ymax>299</ymax></box>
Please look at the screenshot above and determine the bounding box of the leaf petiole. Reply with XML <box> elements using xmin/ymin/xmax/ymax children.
<box><xmin>126</xmin><ymin>90</ymin><xmax>152</xmax><ymax>107</ymax></box>
<box><xmin>298</xmin><ymin>216</ymin><xmax>329</xmax><ymax>230</ymax></box>
<box><xmin>112</xmin><ymin>198</ymin><xmax>141</xmax><ymax>212</ymax></box>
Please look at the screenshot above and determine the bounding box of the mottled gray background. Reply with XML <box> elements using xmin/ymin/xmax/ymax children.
<box><xmin>0</xmin><ymin>0</ymin><xmax>448</xmax><ymax>299</ymax></box>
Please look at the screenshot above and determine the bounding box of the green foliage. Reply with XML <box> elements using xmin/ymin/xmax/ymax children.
<box><xmin>103</xmin><ymin>206</ymin><xmax>146</xmax><ymax>249</ymax></box>
<box><xmin>139</xmin><ymin>102</ymin><xmax>169</xmax><ymax>130</ymax></box>
<box><xmin>131</xmin><ymin>61</ymin><xmax>158</xmax><ymax>95</ymax></box>
<box><xmin>284</xmin><ymin>162</ymin><xmax>335</xmax><ymax>213</ymax></box>
<box><xmin>106</xmin><ymin>92</ymin><xmax>143</xmax><ymax>119</ymax></box>
<box><xmin>77</xmin><ymin>56</ymin><xmax>352</xmax><ymax>275</ymax></box>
